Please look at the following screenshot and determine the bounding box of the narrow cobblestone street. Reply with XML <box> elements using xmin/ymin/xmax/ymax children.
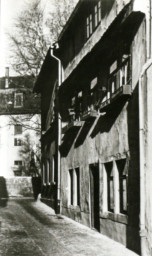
<box><xmin>0</xmin><ymin>198</ymin><xmax>139</xmax><ymax>256</ymax></box>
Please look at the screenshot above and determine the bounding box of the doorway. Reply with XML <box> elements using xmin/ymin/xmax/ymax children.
<box><xmin>89</xmin><ymin>163</ymin><xmax>100</xmax><ymax>231</ymax></box>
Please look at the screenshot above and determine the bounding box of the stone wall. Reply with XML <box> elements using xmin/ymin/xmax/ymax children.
<box><xmin>0</xmin><ymin>177</ymin><xmax>34</xmax><ymax>198</ymax></box>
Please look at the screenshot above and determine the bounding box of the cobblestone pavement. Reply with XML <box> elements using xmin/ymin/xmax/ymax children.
<box><xmin>0</xmin><ymin>198</ymin><xmax>139</xmax><ymax>256</ymax></box>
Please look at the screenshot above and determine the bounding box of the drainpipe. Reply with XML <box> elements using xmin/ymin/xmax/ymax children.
<box><xmin>149</xmin><ymin>0</ymin><xmax>151</xmax><ymax>58</ymax></box>
<box><xmin>139</xmin><ymin>58</ymin><xmax>152</xmax><ymax>256</ymax></box>
<box><xmin>50</xmin><ymin>44</ymin><xmax>62</xmax><ymax>214</ymax></box>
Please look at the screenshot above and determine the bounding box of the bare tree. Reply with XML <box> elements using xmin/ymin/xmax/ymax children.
<box><xmin>8</xmin><ymin>0</ymin><xmax>48</xmax><ymax>78</ymax></box>
<box><xmin>6</xmin><ymin>0</ymin><xmax>77</xmax><ymax>145</ymax></box>
<box><xmin>8</xmin><ymin>0</ymin><xmax>77</xmax><ymax>78</ymax></box>
<box><xmin>46</xmin><ymin>0</ymin><xmax>78</xmax><ymax>42</ymax></box>
<box><xmin>8</xmin><ymin>114</ymin><xmax>41</xmax><ymax>135</ymax></box>
<box><xmin>19</xmin><ymin>133</ymin><xmax>41</xmax><ymax>176</ymax></box>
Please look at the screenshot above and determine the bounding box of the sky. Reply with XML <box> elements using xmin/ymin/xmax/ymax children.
<box><xmin>0</xmin><ymin>0</ymin><xmax>146</xmax><ymax>77</ymax></box>
<box><xmin>0</xmin><ymin>0</ymin><xmax>54</xmax><ymax>76</ymax></box>
<box><xmin>0</xmin><ymin>0</ymin><xmax>26</xmax><ymax>75</ymax></box>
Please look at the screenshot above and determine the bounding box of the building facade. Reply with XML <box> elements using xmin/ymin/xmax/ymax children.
<box><xmin>0</xmin><ymin>70</ymin><xmax>41</xmax><ymax>177</ymax></box>
<box><xmin>34</xmin><ymin>51</ymin><xmax>58</xmax><ymax>209</ymax></box>
<box><xmin>34</xmin><ymin>0</ymin><xmax>152</xmax><ymax>255</ymax></box>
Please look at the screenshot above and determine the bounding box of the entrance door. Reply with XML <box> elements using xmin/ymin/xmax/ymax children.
<box><xmin>90</xmin><ymin>164</ymin><xmax>100</xmax><ymax>231</ymax></box>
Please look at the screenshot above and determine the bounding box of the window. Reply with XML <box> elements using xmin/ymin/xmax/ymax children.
<box><xmin>86</xmin><ymin>1</ymin><xmax>101</xmax><ymax>39</ymax></box>
<box><xmin>116</xmin><ymin>159</ymin><xmax>128</xmax><ymax>214</ymax></box>
<box><xmin>75</xmin><ymin>168</ymin><xmax>80</xmax><ymax>206</ymax></box>
<box><xmin>14</xmin><ymin>138</ymin><xmax>22</xmax><ymax>146</ymax></box>
<box><xmin>44</xmin><ymin>161</ymin><xmax>47</xmax><ymax>185</ymax></box>
<box><xmin>47</xmin><ymin>159</ymin><xmax>50</xmax><ymax>185</ymax></box>
<box><xmin>89</xmin><ymin>14</ymin><xmax>93</xmax><ymax>35</ymax></box>
<box><xmin>98</xmin><ymin>1</ymin><xmax>101</xmax><ymax>23</ymax></box>
<box><xmin>68</xmin><ymin>91</ymin><xmax>83</xmax><ymax>122</ymax></box>
<box><xmin>86</xmin><ymin>14</ymin><xmax>93</xmax><ymax>38</ymax></box>
<box><xmin>51</xmin><ymin>155</ymin><xmax>55</xmax><ymax>183</ymax></box>
<box><xmin>105</xmin><ymin>162</ymin><xmax>114</xmax><ymax>212</ymax></box>
<box><xmin>94</xmin><ymin>0</ymin><xmax>101</xmax><ymax>27</ymax></box>
<box><xmin>14</xmin><ymin>125</ymin><xmax>22</xmax><ymax>135</ymax></box>
<box><xmin>69</xmin><ymin>169</ymin><xmax>74</xmax><ymax>205</ymax></box>
<box><xmin>81</xmin><ymin>78</ymin><xmax>100</xmax><ymax>115</ymax></box>
<box><xmin>120</xmin><ymin>60</ymin><xmax>129</xmax><ymax>87</ymax></box>
<box><xmin>68</xmin><ymin>97</ymin><xmax>76</xmax><ymax>122</ymax></box>
<box><xmin>42</xmin><ymin>162</ymin><xmax>46</xmax><ymax>185</ymax></box>
<box><xmin>86</xmin><ymin>17</ymin><xmax>90</xmax><ymax>38</ymax></box>
<box><xmin>109</xmin><ymin>56</ymin><xmax>130</xmax><ymax>96</ymax></box>
<box><xmin>94</xmin><ymin>5</ymin><xmax>98</xmax><ymax>27</ymax></box>
<box><xmin>14</xmin><ymin>161</ymin><xmax>22</xmax><ymax>166</ymax></box>
<box><xmin>14</xmin><ymin>92</ymin><xmax>23</xmax><ymax>108</ymax></box>
<box><xmin>68</xmin><ymin>168</ymin><xmax>80</xmax><ymax>206</ymax></box>
<box><xmin>103</xmin><ymin>159</ymin><xmax>128</xmax><ymax>217</ymax></box>
<box><xmin>76</xmin><ymin>91</ymin><xmax>82</xmax><ymax>120</ymax></box>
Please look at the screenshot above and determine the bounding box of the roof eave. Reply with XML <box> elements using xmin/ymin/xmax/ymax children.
<box><xmin>33</xmin><ymin>48</ymin><xmax>58</xmax><ymax>93</ymax></box>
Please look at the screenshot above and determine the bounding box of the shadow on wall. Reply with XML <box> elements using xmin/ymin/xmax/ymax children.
<box><xmin>60</xmin><ymin>128</ymin><xmax>80</xmax><ymax>157</ymax></box>
<box><xmin>75</xmin><ymin>120</ymin><xmax>95</xmax><ymax>148</ymax></box>
<box><xmin>126</xmin><ymin>84</ymin><xmax>140</xmax><ymax>255</ymax></box>
<box><xmin>0</xmin><ymin>176</ymin><xmax>8</xmax><ymax>207</ymax></box>
<box><xmin>31</xmin><ymin>177</ymin><xmax>41</xmax><ymax>200</ymax></box>
<box><xmin>91</xmin><ymin>100</ymin><xmax>126</xmax><ymax>138</ymax></box>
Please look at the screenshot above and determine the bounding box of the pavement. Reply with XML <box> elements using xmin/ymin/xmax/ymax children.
<box><xmin>0</xmin><ymin>198</ymin><xmax>139</xmax><ymax>256</ymax></box>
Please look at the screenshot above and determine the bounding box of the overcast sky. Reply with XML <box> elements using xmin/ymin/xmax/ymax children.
<box><xmin>0</xmin><ymin>0</ymin><xmax>54</xmax><ymax>76</ymax></box>
<box><xmin>0</xmin><ymin>0</ymin><xmax>146</xmax><ymax>77</ymax></box>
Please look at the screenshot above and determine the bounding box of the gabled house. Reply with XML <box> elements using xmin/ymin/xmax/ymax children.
<box><xmin>34</xmin><ymin>0</ymin><xmax>152</xmax><ymax>255</ymax></box>
<box><xmin>0</xmin><ymin>68</ymin><xmax>40</xmax><ymax>177</ymax></box>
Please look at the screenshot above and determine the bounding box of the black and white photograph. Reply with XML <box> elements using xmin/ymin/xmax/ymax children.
<box><xmin>0</xmin><ymin>0</ymin><xmax>151</xmax><ymax>255</ymax></box>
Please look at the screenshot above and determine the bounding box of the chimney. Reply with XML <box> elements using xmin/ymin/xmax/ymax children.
<box><xmin>5</xmin><ymin>67</ymin><xmax>9</xmax><ymax>88</ymax></box>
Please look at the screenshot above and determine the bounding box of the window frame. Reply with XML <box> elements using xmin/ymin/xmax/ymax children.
<box><xmin>94</xmin><ymin>0</ymin><xmax>101</xmax><ymax>28</ymax></box>
<box><xmin>14</xmin><ymin>160</ymin><xmax>22</xmax><ymax>166</ymax></box>
<box><xmin>108</xmin><ymin>56</ymin><xmax>130</xmax><ymax>97</ymax></box>
<box><xmin>42</xmin><ymin>162</ymin><xmax>46</xmax><ymax>185</ymax></box>
<box><xmin>103</xmin><ymin>159</ymin><xmax>128</xmax><ymax>218</ymax></box>
<box><xmin>47</xmin><ymin>159</ymin><xmax>50</xmax><ymax>185</ymax></box>
<box><xmin>105</xmin><ymin>162</ymin><xmax>114</xmax><ymax>213</ymax></box>
<box><xmin>14</xmin><ymin>92</ymin><xmax>23</xmax><ymax>108</ymax></box>
<box><xmin>116</xmin><ymin>159</ymin><xmax>128</xmax><ymax>214</ymax></box>
<box><xmin>14</xmin><ymin>138</ymin><xmax>22</xmax><ymax>146</ymax></box>
<box><xmin>14</xmin><ymin>125</ymin><xmax>22</xmax><ymax>135</ymax></box>
<box><xmin>68</xmin><ymin>168</ymin><xmax>80</xmax><ymax>207</ymax></box>
<box><xmin>69</xmin><ymin>169</ymin><xmax>74</xmax><ymax>205</ymax></box>
<box><xmin>75</xmin><ymin>168</ymin><xmax>80</xmax><ymax>206</ymax></box>
<box><xmin>86</xmin><ymin>13</ymin><xmax>93</xmax><ymax>39</ymax></box>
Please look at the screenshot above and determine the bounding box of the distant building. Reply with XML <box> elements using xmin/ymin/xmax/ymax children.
<box><xmin>34</xmin><ymin>0</ymin><xmax>152</xmax><ymax>255</ymax></box>
<box><xmin>0</xmin><ymin>68</ymin><xmax>41</xmax><ymax>177</ymax></box>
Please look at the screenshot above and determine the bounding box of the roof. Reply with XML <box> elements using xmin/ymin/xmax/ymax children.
<box><xmin>33</xmin><ymin>48</ymin><xmax>58</xmax><ymax>93</ymax></box>
<box><xmin>0</xmin><ymin>76</ymin><xmax>34</xmax><ymax>90</ymax></box>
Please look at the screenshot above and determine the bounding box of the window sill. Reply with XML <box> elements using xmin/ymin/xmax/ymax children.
<box><xmin>51</xmin><ymin>181</ymin><xmax>56</xmax><ymax>185</ymax></box>
<box><xmin>68</xmin><ymin>205</ymin><xmax>80</xmax><ymax>210</ymax></box>
<box><xmin>100</xmin><ymin>212</ymin><xmax>128</xmax><ymax>224</ymax></box>
<box><xmin>81</xmin><ymin>109</ymin><xmax>99</xmax><ymax>121</ymax></box>
<box><xmin>62</xmin><ymin>120</ymin><xmax>83</xmax><ymax>134</ymax></box>
<box><xmin>14</xmin><ymin>106</ymin><xmax>23</xmax><ymax>108</ymax></box>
